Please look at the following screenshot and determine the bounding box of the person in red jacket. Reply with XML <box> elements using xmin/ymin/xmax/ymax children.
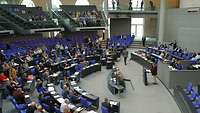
<box><xmin>0</xmin><ymin>71</ymin><xmax>8</xmax><ymax>82</ymax></box>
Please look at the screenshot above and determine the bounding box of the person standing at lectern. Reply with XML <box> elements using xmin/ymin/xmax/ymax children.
<box><xmin>122</xmin><ymin>48</ymin><xmax>128</xmax><ymax>65</ymax></box>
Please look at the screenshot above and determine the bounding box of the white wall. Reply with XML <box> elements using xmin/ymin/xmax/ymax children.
<box><xmin>180</xmin><ymin>0</ymin><xmax>200</xmax><ymax>8</ymax></box>
<box><xmin>164</xmin><ymin>8</ymin><xmax>200</xmax><ymax>52</ymax></box>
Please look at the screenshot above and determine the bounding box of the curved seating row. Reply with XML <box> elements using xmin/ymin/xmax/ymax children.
<box><xmin>174</xmin><ymin>83</ymin><xmax>200</xmax><ymax>113</ymax></box>
<box><xmin>108</xmin><ymin>34</ymin><xmax>134</xmax><ymax>49</ymax></box>
<box><xmin>146</xmin><ymin>47</ymin><xmax>195</xmax><ymax>61</ymax></box>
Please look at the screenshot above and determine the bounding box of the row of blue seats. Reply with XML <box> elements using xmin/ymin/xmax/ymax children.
<box><xmin>185</xmin><ymin>83</ymin><xmax>200</xmax><ymax>112</ymax></box>
<box><xmin>108</xmin><ymin>35</ymin><xmax>134</xmax><ymax>48</ymax></box>
<box><xmin>146</xmin><ymin>47</ymin><xmax>195</xmax><ymax>60</ymax></box>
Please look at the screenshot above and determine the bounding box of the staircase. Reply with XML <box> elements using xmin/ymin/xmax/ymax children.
<box><xmin>129</xmin><ymin>41</ymin><xmax>145</xmax><ymax>49</ymax></box>
<box><xmin>129</xmin><ymin>40</ymin><xmax>157</xmax><ymax>49</ymax></box>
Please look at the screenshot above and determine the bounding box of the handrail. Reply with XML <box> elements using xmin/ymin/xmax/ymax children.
<box><xmin>59</xmin><ymin>9</ymin><xmax>80</xmax><ymax>27</ymax></box>
<box><xmin>51</xmin><ymin>9</ymin><xmax>77</xmax><ymax>31</ymax></box>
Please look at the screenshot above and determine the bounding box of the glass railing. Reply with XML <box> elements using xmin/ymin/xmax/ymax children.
<box><xmin>107</xmin><ymin>4</ymin><xmax>158</xmax><ymax>11</ymax></box>
<box><xmin>51</xmin><ymin>9</ymin><xmax>79</xmax><ymax>30</ymax></box>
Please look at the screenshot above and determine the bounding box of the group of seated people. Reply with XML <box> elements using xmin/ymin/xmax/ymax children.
<box><xmin>144</xmin><ymin>41</ymin><xmax>200</xmax><ymax>70</ymax></box>
<box><xmin>68</xmin><ymin>10</ymin><xmax>101</xmax><ymax>27</ymax></box>
<box><xmin>0</xmin><ymin>38</ymin><xmax>106</xmax><ymax>113</ymax></box>
<box><xmin>158</xmin><ymin>42</ymin><xmax>199</xmax><ymax>61</ymax></box>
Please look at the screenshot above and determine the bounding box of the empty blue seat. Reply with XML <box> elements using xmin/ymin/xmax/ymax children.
<box><xmin>20</xmin><ymin>109</ymin><xmax>26</xmax><ymax>113</ymax></box>
<box><xmin>80</xmin><ymin>97</ymin><xmax>92</xmax><ymax>108</ymax></box>
<box><xmin>185</xmin><ymin>82</ymin><xmax>193</xmax><ymax>94</ymax></box>
<box><xmin>192</xmin><ymin>96</ymin><xmax>200</xmax><ymax>108</ymax></box>
<box><xmin>89</xmin><ymin>60</ymin><xmax>96</xmax><ymax>65</ymax></box>
<box><xmin>15</xmin><ymin>103</ymin><xmax>27</xmax><ymax>110</ymax></box>
<box><xmin>188</xmin><ymin>91</ymin><xmax>198</xmax><ymax>101</ymax></box>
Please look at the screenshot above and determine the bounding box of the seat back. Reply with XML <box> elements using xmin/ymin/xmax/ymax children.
<box><xmin>101</xmin><ymin>105</ymin><xmax>109</xmax><ymax>113</ymax></box>
<box><xmin>80</xmin><ymin>97</ymin><xmax>92</xmax><ymax>108</ymax></box>
<box><xmin>186</xmin><ymin>82</ymin><xmax>193</xmax><ymax>92</ymax></box>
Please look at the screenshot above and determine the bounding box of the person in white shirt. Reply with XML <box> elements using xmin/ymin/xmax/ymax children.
<box><xmin>191</xmin><ymin>52</ymin><xmax>200</xmax><ymax>61</ymax></box>
<box><xmin>60</xmin><ymin>99</ymin><xmax>70</xmax><ymax>113</ymax></box>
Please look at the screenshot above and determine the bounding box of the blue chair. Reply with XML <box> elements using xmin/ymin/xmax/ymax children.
<box><xmin>80</xmin><ymin>97</ymin><xmax>92</xmax><ymax>108</ymax></box>
<box><xmin>175</xmin><ymin>64</ymin><xmax>183</xmax><ymax>70</ymax></box>
<box><xmin>75</xmin><ymin>64</ymin><xmax>83</xmax><ymax>73</ymax></box>
<box><xmin>188</xmin><ymin>91</ymin><xmax>197</xmax><ymax>101</ymax></box>
<box><xmin>15</xmin><ymin>103</ymin><xmax>27</xmax><ymax>110</ymax></box>
<box><xmin>192</xmin><ymin>96</ymin><xmax>200</xmax><ymax>108</ymax></box>
<box><xmin>20</xmin><ymin>109</ymin><xmax>26</xmax><ymax>113</ymax></box>
<box><xmin>101</xmin><ymin>105</ymin><xmax>109</xmax><ymax>113</ymax></box>
<box><xmin>185</xmin><ymin>82</ymin><xmax>193</xmax><ymax>94</ymax></box>
<box><xmin>54</xmin><ymin>107</ymin><xmax>62</xmax><ymax>113</ymax></box>
<box><xmin>42</xmin><ymin>103</ymin><xmax>51</xmax><ymax>112</ymax></box>
<box><xmin>89</xmin><ymin>60</ymin><xmax>96</xmax><ymax>65</ymax></box>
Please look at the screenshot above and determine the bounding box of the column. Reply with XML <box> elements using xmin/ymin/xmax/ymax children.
<box><xmin>158</xmin><ymin>0</ymin><xmax>166</xmax><ymax>43</ymax></box>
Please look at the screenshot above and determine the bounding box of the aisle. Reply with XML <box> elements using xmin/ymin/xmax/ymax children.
<box><xmin>80</xmin><ymin>49</ymin><xmax>181</xmax><ymax>113</ymax></box>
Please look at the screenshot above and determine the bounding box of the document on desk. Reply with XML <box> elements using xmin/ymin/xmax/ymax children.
<box><xmin>50</xmin><ymin>91</ymin><xmax>56</xmax><ymax>95</ymax></box>
<box><xmin>75</xmin><ymin>107</ymin><xmax>83</xmax><ymax>112</ymax></box>
<box><xmin>110</xmin><ymin>101</ymin><xmax>118</xmax><ymax>105</ymax></box>
<box><xmin>74</xmin><ymin>72</ymin><xmax>79</xmax><ymax>75</ymax></box>
<box><xmin>82</xmin><ymin>92</ymin><xmax>88</xmax><ymax>95</ymax></box>
<box><xmin>57</xmin><ymin>98</ymin><xmax>65</xmax><ymax>104</ymax></box>
<box><xmin>87</xmin><ymin>110</ymin><xmax>97</xmax><ymax>113</ymax></box>
<box><xmin>70</xmin><ymin>81</ymin><xmax>77</xmax><ymax>86</ymax></box>
<box><xmin>54</xmin><ymin>95</ymin><xmax>60</xmax><ymax>99</ymax></box>
<box><xmin>74</xmin><ymin>86</ymin><xmax>82</xmax><ymax>91</ymax></box>
<box><xmin>68</xmin><ymin>103</ymin><xmax>76</xmax><ymax>109</ymax></box>
<box><xmin>28</xmin><ymin>66</ymin><xmax>34</xmax><ymax>69</ymax></box>
<box><xmin>47</xmin><ymin>83</ymin><xmax>54</xmax><ymax>86</ymax></box>
<box><xmin>48</xmin><ymin>87</ymin><xmax>55</xmax><ymax>92</ymax></box>
<box><xmin>25</xmin><ymin>95</ymin><xmax>30</xmax><ymax>98</ymax></box>
<box><xmin>27</xmin><ymin>80</ymin><xmax>32</xmax><ymax>83</ymax></box>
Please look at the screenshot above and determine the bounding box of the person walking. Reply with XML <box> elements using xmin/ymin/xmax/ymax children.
<box><xmin>122</xmin><ymin>48</ymin><xmax>128</xmax><ymax>65</ymax></box>
<box><xmin>142</xmin><ymin>36</ymin><xmax>146</xmax><ymax>47</ymax></box>
<box><xmin>140</xmin><ymin>0</ymin><xmax>144</xmax><ymax>10</ymax></box>
<box><xmin>112</xmin><ymin>0</ymin><xmax>115</xmax><ymax>10</ymax></box>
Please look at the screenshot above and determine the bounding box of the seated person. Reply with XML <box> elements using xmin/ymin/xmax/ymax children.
<box><xmin>0</xmin><ymin>71</ymin><xmax>8</xmax><ymax>82</ymax></box>
<box><xmin>60</xmin><ymin>99</ymin><xmax>71</xmax><ymax>113</ymax></box>
<box><xmin>62</xmin><ymin>85</ymin><xmax>70</xmax><ymax>99</ymax></box>
<box><xmin>26</xmin><ymin>55</ymin><xmax>33</xmax><ymax>62</ymax></box>
<box><xmin>26</xmin><ymin>101</ymin><xmax>37</xmax><ymax>113</ymax></box>
<box><xmin>22</xmin><ymin>60</ymin><xmax>29</xmax><ymax>69</ymax></box>
<box><xmin>102</xmin><ymin>98</ymin><xmax>110</xmax><ymax>112</ymax></box>
<box><xmin>68</xmin><ymin>90</ymin><xmax>80</xmax><ymax>104</ymax></box>
<box><xmin>6</xmin><ymin>81</ymin><xmax>19</xmax><ymax>95</ymax></box>
<box><xmin>13</xmin><ymin>88</ymin><xmax>26</xmax><ymax>104</ymax></box>
<box><xmin>9</xmin><ymin>65</ymin><xmax>17</xmax><ymax>81</ymax></box>
<box><xmin>191</xmin><ymin>52</ymin><xmax>200</xmax><ymax>61</ymax></box>
<box><xmin>169</xmin><ymin>58</ymin><xmax>176</xmax><ymax>67</ymax></box>
<box><xmin>175</xmin><ymin>60</ymin><xmax>183</xmax><ymax>70</ymax></box>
